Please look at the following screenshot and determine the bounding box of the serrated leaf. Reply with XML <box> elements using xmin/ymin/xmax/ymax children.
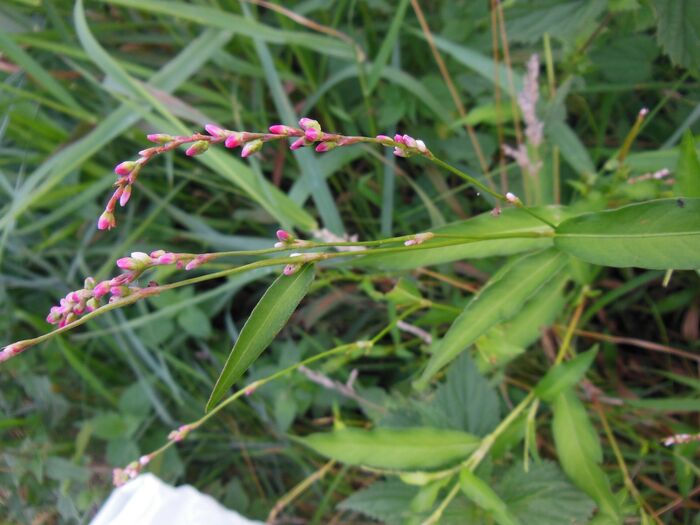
<box><xmin>552</xmin><ymin>389</ymin><xmax>621</xmax><ymax>520</ymax></box>
<box><xmin>535</xmin><ymin>347</ymin><xmax>599</xmax><ymax>402</ymax></box>
<box><xmin>295</xmin><ymin>427</ymin><xmax>480</xmax><ymax>470</ymax></box>
<box><xmin>432</xmin><ymin>353</ymin><xmax>500</xmax><ymax>436</ymax></box>
<box><xmin>554</xmin><ymin>198</ymin><xmax>700</xmax><ymax>269</ymax></box>
<box><xmin>497</xmin><ymin>461</ymin><xmax>596</xmax><ymax>525</ymax></box>
<box><xmin>652</xmin><ymin>0</ymin><xmax>700</xmax><ymax>70</ymax></box>
<box><xmin>675</xmin><ymin>131</ymin><xmax>700</xmax><ymax>197</ymax></box>
<box><xmin>206</xmin><ymin>264</ymin><xmax>315</xmax><ymax>411</ymax></box>
<box><xmin>505</xmin><ymin>0</ymin><xmax>607</xmax><ymax>44</ymax></box>
<box><xmin>338</xmin><ymin>479</ymin><xmax>419</xmax><ymax>525</ymax></box>
<box><xmin>356</xmin><ymin>206</ymin><xmax>565</xmax><ymax>270</ymax></box>
<box><xmin>459</xmin><ymin>468</ymin><xmax>520</xmax><ymax>525</ymax></box>
<box><xmin>414</xmin><ymin>249</ymin><xmax>566</xmax><ymax>390</ymax></box>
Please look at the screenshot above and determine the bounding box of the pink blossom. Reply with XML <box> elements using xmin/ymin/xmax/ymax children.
<box><xmin>185</xmin><ymin>140</ymin><xmax>209</xmax><ymax>157</ymax></box>
<box><xmin>93</xmin><ymin>281</ymin><xmax>111</xmax><ymax>299</ymax></box>
<box><xmin>204</xmin><ymin>124</ymin><xmax>225</xmax><ymax>138</ymax></box>
<box><xmin>224</xmin><ymin>133</ymin><xmax>242</xmax><ymax>148</ymax></box>
<box><xmin>276</xmin><ymin>229</ymin><xmax>291</xmax><ymax>242</ymax></box>
<box><xmin>269</xmin><ymin>124</ymin><xmax>295</xmax><ymax>135</ymax></box>
<box><xmin>119</xmin><ymin>185</ymin><xmax>132</xmax><ymax>207</ymax></box>
<box><xmin>146</xmin><ymin>133</ymin><xmax>173</xmax><ymax>144</ymax></box>
<box><xmin>315</xmin><ymin>142</ymin><xmax>336</xmax><ymax>153</ymax></box>
<box><xmin>304</xmin><ymin>128</ymin><xmax>321</xmax><ymax>141</ymax></box>
<box><xmin>97</xmin><ymin>211</ymin><xmax>116</xmax><ymax>231</ymax></box>
<box><xmin>290</xmin><ymin>137</ymin><xmax>306</xmax><ymax>150</ymax></box>
<box><xmin>114</xmin><ymin>161</ymin><xmax>136</xmax><ymax>176</ymax></box>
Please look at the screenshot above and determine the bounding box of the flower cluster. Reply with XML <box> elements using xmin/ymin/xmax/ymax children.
<box><xmin>45</xmin><ymin>251</ymin><xmax>212</xmax><ymax>329</ymax></box>
<box><xmin>99</xmin><ymin>119</ymin><xmax>431</xmax><ymax>230</ymax></box>
<box><xmin>112</xmin><ymin>454</ymin><xmax>152</xmax><ymax>488</ymax></box>
<box><xmin>168</xmin><ymin>423</ymin><xmax>195</xmax><ymax>443</ymax></box>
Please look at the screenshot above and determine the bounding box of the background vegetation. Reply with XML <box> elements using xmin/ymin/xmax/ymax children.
<box><xmin>1</xmin><ymin>0</ymin><xmax>699</xmax><ymax>523</ymax></box>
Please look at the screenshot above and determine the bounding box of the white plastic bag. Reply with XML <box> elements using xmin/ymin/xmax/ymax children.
<box><xmin>89</xmin><ymin>473</ymin><xmax>263</xmax><ymax>525</ymax></box>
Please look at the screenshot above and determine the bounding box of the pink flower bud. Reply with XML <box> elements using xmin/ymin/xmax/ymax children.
<box><xmin>119</xmin><ymin>185</ymin><xmax>132</xmax><ymax>207</ymax></box>
<box><xmin>416</xmin><ymin>140</ymin><xmax>427</xmax><ymax>153</ymax></box>
<box><xmin>131</xmin><ymin>252</ymin><xmax>152</xmax><ymax>264</ymax></box>
<box><xmin>298</xmin><ymin>117</ymin><xmax>318</xmax><ymax>129</ymax></box>
<box><xmin>283</xmin><ymin>264</ymin><xmax>300</xmax><ymax>276</ymax></box>
<box><xmin>505</xmin><ymin>192</ymin><xmax>518</xmax><ymax>203</ymax></box>
<box><xmin>86</xmin><ymin>298</ymin><xmax>99</xmax><ymax>312</ymax></box>
<box><xmin>185</xmin><ymin>140</ymin><xmax>209</xmax><ymax>157</ymax></box>
<box><xmin>114</xmin><ymin>161</ymin><xmax>136</xmax><ymax>176</ymax></box>
<box><xmin>224</xmin><ymin>133</ymin><xmax>242</xmax><ymax>148</ymax></box>
<box><xmin>204</xmin><ymin>124</ymin><xmax>225</xmax><ymax>138</ymax></box>
<box><xmin>157</xmin><ymin>253</ymin><xmax>176</xmax><ymax>265</ymax></box>
<box><xmin>97</xmin><ymin>211</ymin><xmax>116</xmax><ymax>230</ymax></box>
<box><xmin>304</xmin><ymin>128</ymin><xmax>320</xmax><ymax>141</ymax></box>
<box><xmin>639</xmin><ymin>107</ymin><xmax>649</xmax><ymax>117</ymax></box>
<box><xmin>290</xmin><ymin>138</ymin><xmax>306</xmax><ymax>150</ymax></box>
<box><xmin>241</xmin><ymin>139</ymin><xmax>263</xmax><ymax>158</ymax></box>
<box><xmin>393</xmin><ymin>147</ymin><xmax>406</xmax><ymax>158</ymax></box>
<box><xmin>376</xmin><ymin>134</ymin><xmax>393</xmax><ymax>143</ymax></box>
<box><xmin>315</xmin><ymin>141</ymin><xmax>337</xmax><ymax>153</ymax></box>
<box><xmin>84</xmin><ymin>277</ymin><xmax>96</xmax><ymax>289</ymax></box>
<box><xmin>269</xmin><ymin>124</ymin><xmax>294</xmax><ymax>135</ymax></box>
<box><xmin>402</xmin><ymin>135</ymin><xmax>417</xmax><ymax>148</ymax></box>
<box><xmin>93</xmin><ymin>281</ymin><xmax>111</xmax><ymax>299</ymax></box>
<box><xmin>146</xmin><ymin>133</ymin><xmax>173</xmax><ymax>144</ymax></box>
<box><xmin>116</xmin><ymin>258</ymin><xmax>137</xmax><ymax>270</ymax></box>
<box><xmin>393</xmin><ymin>134</ymin><xmax>405</xmax><ymax>144</ymax></box>
<box><xmin>276</xmin><ymin>229</ymin><xmax>291</xmax><ymax>242</ymax></box>
<box><xmin>110</xmin><ymin>286</ymin><xmax>130</xmax><ymax>297</ymax></box>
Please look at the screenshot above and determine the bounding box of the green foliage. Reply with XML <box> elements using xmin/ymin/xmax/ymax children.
<box><xmin>535</xmin><ymin>347</ymin><xmax>599</xmax><ymax>402</ymax></box>
<box><xmin>676</xmin><ymin>131</ymin><xmax>700</xmax><ymax>197</ymax></box>
<box><xmin>554</xmin><ymin>199</ymin><xmax>700</xmax><ymax>269</ymax></box>
<box><xmin>459</xmin><ymin>468</ymin><xmax>520</xmax><ymax>525</ymax></box>
<box><xmin>295</xmin><ymin>426</ymin><xmax>479</xmax><ymax>470</ymax></box>
<box><xmin>652</xmin><ymin>0</ymin><xmax>700</xmax><ymax>70</ymax></box>
<box><xmin>207</xmin><ymin>264</ymin><xmax>315</xmax><ymax>410</ymax></box>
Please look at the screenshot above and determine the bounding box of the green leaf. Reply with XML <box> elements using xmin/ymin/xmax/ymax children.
<box><xmin>546</xmin><ymin>120</ymin><xmax>596</xmax><ymax>177</ymax></box>
<box><xmin>652</xmin><ymin>0</ymin><xmax>700</xmax><ymax>71</ymax></box>
<box><xmin>675</xmin><ymin>131</ymin><xmax>700</xmax><ymax>197</ymax></box>
<box><xmin>626</xmin><ymin>398</ymin><xmax>700</xmax><ymax>412</ymax></box>
<box><xmin>338</xmin><ymin>479</ymin><xmax>419</xmax><ymax>525</ymax></box>
<box><xmin>432</xmin><ymin>353</ymin><xmax>500</xmax><ymax>436</ymax></box>
<box><xmin>384</xmin><ymin>278</ymin><xmax>424</xmax><ymax>306</ymax></box>
<box><xmin>414</xmin><ymin>249</ymin><xmax>567</xmax><ymax>390</ymax></box>
<box><xmin>367</xmin><ymin>0</ymin><xmax>410</xmax><ymax>92</ymax></box>
<box><xmin>459</xmin><ymin>468</ymin><xmax>520</xmax><ymax>525</ymax></box>
<box><xmin>295</xmin><ymin>427</ymin><xmax>480</xmax><ymax>470</ymax></box>
<box><xmin>177</xmin><ymin>307</ymin><xmax>212</xmax><ymax>339</ymax></box>
<box><xmin>554</xmin><ymin>198</ymin><xmax>700</xmax><ymax>269</ymax></box>
<box><xmin>535</xmin><ymin>347</ymin><xmax>599</xmax><ymax>403</ymax></box>
<box><xmin>357</xmin><ymin>206</ymin><xmax>565</xmax><ymax>271</ymax></box>
<box><xmin>497</xmin><ymin>461</ymin><xmax>596</xmax><ymax>525</ymax></box>
<box><xmin>552</xmin><ymin>389</ymin><xmax>621</xmax><ymax>520</ymax></box>
<box><xmin>206</xmin><ymin>264</ymin><xmax>315</xmax><ymax>411</ymax></box>
<box><xmin>476</xmin><ymin>271</ymin><xmax>570</xmax><ymax>371</ymax></box>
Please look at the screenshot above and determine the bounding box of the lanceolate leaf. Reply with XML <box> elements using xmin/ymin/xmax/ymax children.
<box><xmin>295</xmin><ymin>427</ymin><xmax>479</xmax><ymax>470</ymax></box>
<box><xmin>357</xmin><ymin>206</ymin><xmax>565</xmax><ymax>271</ymax></box>
<box><xmin>459</xmin><ymin>469</ymin><xmax>520</xmax><ymax>525</ymax></box>
<box><xmin>675</xmin><ymin>131</ymin><xmax>700</xmax><ymax>197</ymax></box>
<box><xmin>552</xmin><ymin>389</ymin><xmax>621</xmax><ymax>521</ymax></box>
<box><xmin>535</xmin><ymin>347</ymin><xmax>599</xmax><ymax>403</ymax></box>
<box><xmin>206</xmin><ymin>264</ymin><xmax>315</xmax><ymax>411</ymax></box>
<box><xmin>414</xmin><ymin>249</ymin><xmax>567</xmax><ymax>390</ymax></box>
<box><xmin>554</xmin><ymin>198</ymin><xmax>700</xmax><ymax>270</ymax></box>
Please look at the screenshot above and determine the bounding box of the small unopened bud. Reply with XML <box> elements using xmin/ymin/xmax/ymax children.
<box><xmin>119</xmin><ymin>185</ymin><xmax>132</xmax><ymax>207</ymax></box>
<box><xmin>241</xmin><ymin>139</ymin><xmax>263</xmax><ymax>158</ymax></box>
<box><xmin>204</xmin><ymin>124</ymin><xmax>225</xmax><ymax>138</ymax></box>
<box><xmin>402</xmin><ymin>135</ymin><xmax>417</xmax><ymax>148</ymax></box>
<box><xmin>393</xmin><ymin>147</ymin><xmax>407</xmax><ymax>158</ymax></box>
<box><xmin>97</xmin><ymin>211</ymin><xmax>116</xmax><ymax>230</ymax></box>
<box><xmin>404</xmin><ymin>232</ymin><xmax>434</xmax><ymax>246</ymax></box>
<box><xmin>93</xmin><ymin>281</ymin><xmax>111</xmax><ymax>299</ymax></box>
<box><xmin>283</xmin><ymin>263</ymin><xmax>300</xmax><ymax>276</ymax></box>
<box><xmin>276</xmin><ymin>229</ymin><xmax>292</xmax><ymax>242</ymax></box>
<box><xmin>639</xmin><ymin>107</ymin><xmax>649</xmax><ymax>117</ymax></box>
<box><xmin>290</xmin><ymin>137</ymin><xmax>307</xmax><ymax>150</ymax></box>
<box><xmin>416</xmin><ymin>140</ymin><xmax>427</xmax><ymax>153</ymax></box>
<box><xmin>114</xmin><ymin>161</ymin><xmax>136</xmax><ymax>176</ymax></box>
<box><xmin>505</xmin><ymin>192</ymin><xmax>519</xmax><ymax>203</ymax></box>
<box><xmin>304</xmin><ymin>128</ymin><xmax>321</xmax><ymax>141</ymax></box>
<box><xmin>315</xmin><ymin>141</ymin><xmax>337</xmax><ymax>153</ymax></box>
<box><xmin>299</xmin><ymin>117</ymin><xmax>320</xmax><ymax>130</ymax></box>
<box><xmin>375</xmin><ymin>134</ymin><xmax>393</xmax><ymax>144</ymax></box>
<box><xmin>86</xmin><ymin>298</ymin><xmax>99</xmax><ymax>312</ymax></box>
<box><xmin>185</xmin><ymin>140</ymin><xmax>209</xmax><ymax>157</ymax></box>
<box><xmin>490</xmin><ymin>207</ymin><xmax>502</xmax><ymax>217</ymax></box>
<box><xmin>146</xmin><ymin>133</ymin><xmax>174</xmax><ymax>144</ymax></box>
<box><xmin>84</xmin><ymin>277</ymin><xmax>96</xmax><ymax>290</ymax></box>
<box><xmin>110</xmin><ymin>286</ymin><xmax>131</xmax><ymax>297</ymax></box>
<box><xmin>393</xmin><ymin>134</ymin><xmax>405</xmax><ymax>144</ymax></box>
<box><xmin>157</xmin><ymin>252</ymin><xmax>176</xmax><ymax>265</ymax></box>
<box><xmin>224</xmin><ymin>133</ymin><xmax>243</xmax><ymax>148</ymax></box>
<box><xmin>269</xmin><ymin>124</ymin><xmax>296</xmax><ymax>135</ymax></box>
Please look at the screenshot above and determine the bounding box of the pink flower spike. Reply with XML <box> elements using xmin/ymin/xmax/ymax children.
<box><xmin>119</xmin><ymin>185</ymin><xmax>132</xmax><ymax>207</ymax></box>
<box><xmin>290</xmin><ymin>137</ymin><xmax>306</xmax><ymax>150</ymax></box>
<box><xmin>205</xmin><ymin>124</ymin><xmax>225</xmax><ymax>137</ymax></box>
<box><xmin>97</xmin><ymin>211</ymin><xmax>116</xmax><ymax>231</ymax></box>
<box><xmin>93</xmin><ymin>281</ymin><xmax>111</xmax><ymax>299</ymax></box>
<box><xmin>224</xmin><ymin>133</ymin><xmax>242</xmax><ymax>148</ymax></box>
<box><xmin>114</xmin><ymin>161</ymin><xmax>136</xmax><ymax>176</ymax></box>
